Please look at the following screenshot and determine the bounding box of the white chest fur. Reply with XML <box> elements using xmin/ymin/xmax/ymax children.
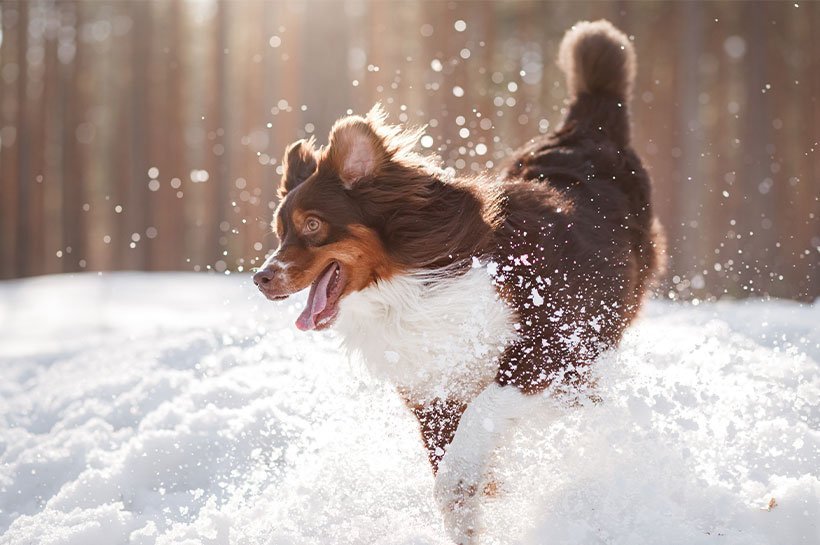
<box><xmin>335</xmin><ymin>267</ymin><xmax>518</xmax><ymax>404</ymax></box>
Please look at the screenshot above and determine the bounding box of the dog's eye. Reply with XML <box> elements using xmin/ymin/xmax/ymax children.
<box><xmin>304</xmin><ymin>217</ymin><xmax>321</xmax><ymax>234</ymax></box>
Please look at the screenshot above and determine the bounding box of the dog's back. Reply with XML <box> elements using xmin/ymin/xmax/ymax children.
<box><xmin>504</xmin><ymin>20</ymin><xmax>661</xmax><ymax>286</ymax></box>
<box><xmin>493</xmin><ymin>21</ymin><xmax>664</xmax><ymax>390</ymax></box>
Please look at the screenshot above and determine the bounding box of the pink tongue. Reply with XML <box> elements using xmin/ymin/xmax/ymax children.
<box><xmin>295</xmin><ymin>264</ymin><xmax>336</xmax><ymax>331</ymax></box>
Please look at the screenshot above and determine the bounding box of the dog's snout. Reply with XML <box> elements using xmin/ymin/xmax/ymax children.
<box><xmin>253</xmin><ymin>268</ymin><xmax>275</xmax><ymax>287</ymax></box>
<box><xmin>253</xmin><ymin>261</ymin><xmax>291</xmax><ymax>301</ymax></box>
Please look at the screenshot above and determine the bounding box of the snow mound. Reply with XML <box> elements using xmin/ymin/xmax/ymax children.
<box><xmin>0</xmin><ymin>273</ymin><xmax>817</xmax><ymax>544</ymax></box>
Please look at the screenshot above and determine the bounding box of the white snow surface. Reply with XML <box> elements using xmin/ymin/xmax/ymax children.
<box><xmin>0</xmin><ymin>272</ymin><xmax>817</xmax><ymax>545</ymax></box>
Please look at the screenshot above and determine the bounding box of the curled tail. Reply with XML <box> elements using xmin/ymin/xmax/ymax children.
<box><xmin>558</xmin><ymin>20</ymin><xmax>636</xmax><ymax>147</ymax></box>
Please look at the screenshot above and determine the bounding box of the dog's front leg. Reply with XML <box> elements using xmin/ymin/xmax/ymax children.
<box><xmin>409</xmin><ymin>397</ymin><xmax>467</xmax><ymax>474</ymax></box>
<box><xmin>433</xmin><ymin>383</ymin><xmax>528</xmax><ymax>545</ymax></box>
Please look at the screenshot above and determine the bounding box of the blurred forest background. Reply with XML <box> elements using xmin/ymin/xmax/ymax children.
<box><xmin>0</xmin><ymin>0</ymin><xmax>817</xmax><ymax>301</ymax></box>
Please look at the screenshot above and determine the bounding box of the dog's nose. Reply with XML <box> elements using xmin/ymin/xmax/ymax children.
<box><xmin>253</xmin><ymin>268</ymin><xmax>275</xmax><ymax>287</ymax></box>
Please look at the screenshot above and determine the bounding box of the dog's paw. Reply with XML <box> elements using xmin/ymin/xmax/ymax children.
<box><xmin>434</xmin><ymin>459</ymin><xmax>484</xmax><ymax>544</ymax></box>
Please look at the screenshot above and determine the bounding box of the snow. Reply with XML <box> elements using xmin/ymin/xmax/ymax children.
<box><xmin>1</xmin><ymin>272</ymin><xmax>818</xmax><ymax>545</ymax></box>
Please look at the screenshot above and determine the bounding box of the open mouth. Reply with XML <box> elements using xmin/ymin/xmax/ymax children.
<box><xmin>295</xmin><ymin>261</ymin><xmax>345</xmax><ymax>331</ymax></box>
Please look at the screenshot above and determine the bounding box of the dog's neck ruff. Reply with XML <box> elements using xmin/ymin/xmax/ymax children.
<box><xmin>335</xmin><ymin>265</ymin><xmax>518</xmax><ymax>404</ymax></box>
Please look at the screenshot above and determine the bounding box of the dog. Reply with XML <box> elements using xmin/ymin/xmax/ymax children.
<box><xmin>254</xmin><ymin>20</ymin><xmax>662</xmax><ymax>544</ymax></box>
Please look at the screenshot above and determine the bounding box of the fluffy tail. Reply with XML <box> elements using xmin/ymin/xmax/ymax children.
<box><xmin>557</xmin><ymin>20</ymin><xmax>636</xmax><ymax>146</ymax></box>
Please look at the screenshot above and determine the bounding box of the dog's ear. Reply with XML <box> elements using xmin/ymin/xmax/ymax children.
<box><xmin>327</xmin><ymin>107</ymin><xmax>390</xmax><ymax>189</ymax></box>
<box><xmin>279</xmin><ymin>138</ymin><xmax>318</xmax><ymax>198</ymax></box>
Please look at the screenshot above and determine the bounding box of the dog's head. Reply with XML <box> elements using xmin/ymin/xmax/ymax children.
<box><xmin>254</xmin><ymin>106</ymin><xmax>424</xmax><ymax>331</ymax></box>
<box><xmin>254</xmin><ymin>106</ymin><xmax>496</xmax><ymax>331</ymax></box>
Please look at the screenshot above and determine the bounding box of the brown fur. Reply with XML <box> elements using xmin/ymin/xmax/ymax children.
<box><xmin>266</xmin><ymin>216</ymin><xmax>398</xmax><ymax>305</ymax></box>
<box><xmin>257</xmin><ymin>20</ymin><xmax>664</xmax><ymax>475</ymax></box>
<box><xmin>279</xmin><ymin>137</ymin><xmax>318</xmax><ymax>199</ymax></box>
<box><xmin>408</xmin><ymin>398</ymin><xmax>467</xmax><ymax>472</ymax></box>
<box><xmin>558</xmin><ymin>20</ymin><xmax>636</xmax><ymax>100</ymax></box>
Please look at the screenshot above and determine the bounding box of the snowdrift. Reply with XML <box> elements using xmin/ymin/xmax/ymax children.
<box><xmin>0</xmin><ymin>273</ymin><xmax>817</xmax><ymax>544</ymax></box>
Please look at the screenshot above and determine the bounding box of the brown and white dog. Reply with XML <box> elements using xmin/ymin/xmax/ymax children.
<box><xmin>254</xmin><ymin>20</ymin><xmax>662</xmax><ymax>544</ymax></box>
